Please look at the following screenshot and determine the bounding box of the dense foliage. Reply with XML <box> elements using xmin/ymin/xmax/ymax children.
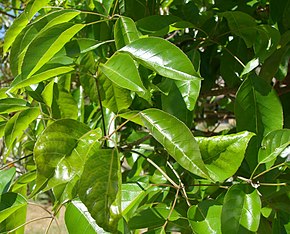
<box><xmin>0</xmin><ymin>0</ymin><xmax>290</xmax><ymax>233</ymax></box>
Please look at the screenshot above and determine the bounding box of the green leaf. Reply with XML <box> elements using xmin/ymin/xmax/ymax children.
<box><xmin>78</xmin><ymin>149</ymin><xmax>121</xmax><ymax>232</ymax></box>
<box><xmin>33</xmin><ymin>119</ymin><xmax>102</xmax><ymax>196</ymax></box>
<box><xmin>56</xmin><ymin>86</ymin><xmax>79</xmax><ymax>119</ymax></box>
<box><xmin>100</xmin><ymin>53</ymin><xmax>146</xmax><ymax>93</ymax></box>
<box><xmin>120</xmin><ymin>37</ymin><xmax>202</xmax><ymax>81</ymax></box>
<box><xmin>118</xmin><ymin>111</ymin><xmax>144</xmax><ymax>126</ymax></box>
<box><xmin>221</xmin><ymin>11</ymin><xmax>257</xmax><ymax>47</ymax></box>
<box><xmin>197</xmin><ymin>131</ymin><xmax>255</xmax><ymax>182</ymax></box>
<box><xmin>258</xmin><ymin>129</ymin><xmax>290</xmax><ymax>164</ymax></box>
<box><xmin>3</xmin><ymin>0</ymin><xmax>50</xmax><ymax>54</ymax></box>
<box><xmin>221</xmin><ymin>185</ymin><xmax>261</xmax><ymax>233</ymax></box>
<box><xmin>0</xmin><ymin>98</ymin><xmax>29</xmax><ymax>114</ymax></box>
<box><xmin>21</xmin><ymin>23</ymin><xmax>84</xmax><ymax>78</ymax></box>
<box><xmin>235</xmin><ymin>75</ymin><xmax>283</xmax><ymax>143</ymax></box>
<box><xmin>0</xmin><ymin>192</ymin><xmax>27</xmax><ymax>223</ymax></box>
<box><xmin>139</xmin><ymin>108</ymin><xmax>209</xmax><ymax>179</ymax></box>
<box><xmin>9</xmin><ymin>66</ymin><xmax>74</xmax><ymax>92</ymax></box>
<box><xmin>128</xmin><ymin>204</ymin><xmax>181</xmax><ymax>230</ymax></box>
<box><xmin>188</xmin><ymin>200</ymin><xmax>222</xmax><ymax>234</ymax></box>
<box><xmin>99</xmin><ymin>74</ymin><xmax>133</xmax><ymax>113</ymax></box>
<box><xmin>65</xmin><ymin>200</ymin><xmax>109</xmax><ymax>234</ymax></box>
<box><xmin>10</xmin><ymin>9</ymin><xmax>81</xmax><ymax>76</ymax></box>
<box><xmin>254</xmin><ymin>25</ymin><xmax>280</xmax><ymax>61</ymax></box>
<box><xmin>114</xmin><ymin>16</ymin><xmax>140</xmax><ymax>49</ymax></box>
<box><xmin>220</xmin><ymin>38</ymin><xmax>248</xmax><ymax>87</ymax></box>
<box><xmin>4</xmin><ymin>107</ymin><xmax>40</xmax><ymax>150</ymax></box>
<box><xmin>175</xmin><ymin>79</ymin><xmax>201</xmax><ymax>111</ymax></box>
<box><xmin>0</xmin><ymin>168</ymin><xmax>16</xmax><ymax>195</ymax></box>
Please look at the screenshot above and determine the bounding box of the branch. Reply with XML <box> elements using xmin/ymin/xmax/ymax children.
<box><xmin>0</xmin><ymin>9</ymin><xmax>16</xmax><ymax>18</ymax></box>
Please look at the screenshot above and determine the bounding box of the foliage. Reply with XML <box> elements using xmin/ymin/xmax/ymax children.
<box><xmin>0</xmin><ymin>0</ymin><xmax>290</xmax><ymax>233</ymax></box>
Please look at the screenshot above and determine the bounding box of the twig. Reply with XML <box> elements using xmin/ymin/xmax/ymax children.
<box><xmin>96</xmin><ymin>77</ymin><xmax>107</xmax><ymax>147</ymax></box>
<box><xmin>252</xmin><ymin>162</ymin><xmax>286</xmax><ymax>180</ymax></box>
<box><xmin>0</xmin><ymin>9</ymin><xmax>16</xmax><ymax>18</ymax></box>
<box><xmin>0</xmin><ymin>154</ymin><xmax>33</xmax><ymax>170</ymax></box>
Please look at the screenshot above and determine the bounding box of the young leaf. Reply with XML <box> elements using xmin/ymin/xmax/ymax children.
<box><xmin>221</xmin><ymin>185</ymin><xmax>261</xmax><ymax>233</ymax></box>
<box><xmin>0</xmin><ymin>167</ymin><xmax>16</xmax><ymax>195</ymax></box>
<box><xmin>114</xmin><ymin>16</ymin><xmax>140</xmax><ymax>49</ymax></box>
<box><xmin>33</xmin><ymin>120</ymin><xmax>102</xmax><ymax>196</ymax></box>
<box><xmin>139</xmin><ymin>108</ymin><xmax>210</xmax><ymax>179</ymax></box>
<box><xmin>258</xmin><ymin>129</ymin><xmax>290</xmax><ymax>164</ymax></box>
<box><xmin>65</xmin><ymin>200</ymin><xmax>109</xmax><ymax>234</ymax></box>
<box><xmin>100</xmin><ymin>53</ymin><xmax>146</xmax><ymax>93</ymax></box>
<box><xmin>235</xmin><ymin>75</ymin><xmax>283</xmax><ymax>143</ymax></box>
<box><xmin>21</xmin><ymin>23</ymin><xmax>84</xmax><ymax>78</ymax></box>
<box><xmin>78</xmin><ymin>149</ymin><xmax>121</xmax><ymax>232</ymax></box>
<box><xmin>188</xmin><ymin>200</ymin><xmax>222</xmax><ymax>234</ymax></box>
<box><xmin>0</xmin><ymin>192</ymin><xmax>27</xmax><ymax>223</ymax></box>
<box><xmin>4</xmin><ymin>107</ymin><xmax>40</xmax><ymax>150</ymax></box>
<box><xmin>3</xmin><ymin>0</ymin><xmax>50</xmax><ymax>54</ymax></box>
<box><xmin>197</xmin><ymin>131</ymin><xmax>255</xmax><ymax>182</ymax></box>
<box><xmin>119</xmin><ymin>37</ymin><xmax>202</xmax><ymax>81</ymax></box>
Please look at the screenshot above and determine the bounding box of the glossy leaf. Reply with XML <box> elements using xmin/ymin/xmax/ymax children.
<box><xmin>221</xmin><ymin>11</ymin><xmax>257</xmax><ymax>47</ymax></box>
<box><xmin>120</xmin><ymin>37</ymin><xmax>202</xmax><ymax>81</ymax></box>
<box><xmin>10</xmin><ymin>9</ymin><xmax>80</xmax><ymax>76</ymax></box>
<box><xmin>221</xmin><ymin>185</ymin><xmax>261</xmax><ymax>233</ymax></box>
<box><xmin>0</xmin><ymin>192</ymin><xmax>27</xmax><ymax>223</ymax></box>
<box><xmin>9</xmin><ymin>66</ymin><xmax>74</xmax><ymax>92</ymax></box>
<box><xmin>4</xmin><ymin>107</ymin><xmax>40</xmax><ymax>150</ymax></box>
<box><xmin>78</xmin><ymin>149</ymin><xmax>121</xmax><ymax>232</ymax></box>
<box><xmin>197</xmin><ymin>131</ymin><xmax>255</xmax><ymax>181</ymax></box>
<box><xmin>188</xmin><ymin>200</ymin><xmax>222</xmax><ymax>234</ymax></box>
<box><xmin>33</xmin><ymin>119</ymin><xmax>102</xmax><ymax>196</ymax></box>
<box><xmin>235</xmin><ymin>75</ymin><xmax>283</xmax><ymax>143</ymax></box>
<box><xmin>3</xmin><ymin>0</ymin><xmax>50</xmax><ymax>54</ymax></box>
<box><xmin>114</xmin><ymin>16</ymin><xmax>140</xmax><ymax>49</ymax></box>
<box><xmin>140</xmin><ymin>108</ymin><xmax>209</xmax><ymax>179</ymax></box>
<box><xmin>175</xmin><ymin>79</ymin><xmax>201</xmax><ymax>111</ymax></box>
<box><xmin>0</xmin><ymin>168</ymin><xmax>16</xmax><ymax>195</ymax></box>
<box><xmin>99</xmin><ymin>74</ymin><xmax>133</xmax><ymax>113</ymax></box>
<box><xmin>21</xmin><ymin>23</ymin><xmax>84</xmax><ymax>78</ymax></box>
<box><xmin>0</xmin><ymin>98</ymin><xmax>29</xmax><ymax>114</ymax></box>
<box><xmin>258</xmin><ymin>129</ymin><xmax>290</xmax><ymax>164</ymax></box>
<box><xmin>65</xmin><ymin>200</ymin><xmax>109</xmax><ymax>234</ymax></box>
<box><xmin>100</xmin><ymin>53</ymin><xmax>146</xmax><ymax>93</ymax></box>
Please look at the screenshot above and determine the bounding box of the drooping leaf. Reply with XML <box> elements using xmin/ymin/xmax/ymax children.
<box><xmin>120</xmin><ymin>37</ymin><xmax>202</xmax><ymax>81</ymax></box>
<box><xmin>0</xmin><ymin>168</ymin><xmax>16</xmax><ymax>195</ymax></box>
<box><xmin>221</xmin><ymin>185</ymin><xmax>261</xmax><ymax>233</ymax></box>
<box><xmin>0</xmin><ymin>98</ymin><xmax>30</xmax><ymax>114</ymax></box>
<box><xmin>3</xmin><ymin>0</ymin><xmax>50</xmax><ymax>54</ymax></box>
<box><xmin>197</xmin><ymin>131</ymin><xmax>255</xmax><ymax>182</ymax></box>
<box><xmin>258</xmin><ymin>129</ymin><xmax>290</xmax><ymax>164</ymax></box>
<box><xmin>21</xmin><ymin>22</ymin><xmax>84</xmax><ymax>78</ymax></box>
<box><xmin>235</xmin><ymin>75</ymin><xmax>283</xmax><ymax>143</ymax></box>
<box><xmin>139</xmin><ymin>108</ymin><xmax>209</xmax><ymax>179</ymax></box>
<box><xmin>221</xmin><ymin>11</ymin><xmax>257</xmax><ymax>47</ymax></box>
<box><xmin>0</xmin><ymin>192</ymin><xmax>27</xmax><ymax>223</ymax></box>
<box><xmin>188</xmin><ymin>200</ymin><xmax>222</xmax><ymax>234</ymax></box>
<box><xmin>100</xmin><ymin>52</ymin><xmax>146</xmax><ymax>93</ymax></box>
<box><xmin>175</xmin><ymin>79</ymin><xmax>201</xmax><ymax>111</ymax></box>
<box><xmin>78</xmin><ymin>149</ymin><xmax>121</xmax><ymax>232</ymax></box>
<box><xmin>99</xmin><ymin>74</ymin><xmax>133</xmax><ymax>113</ymax></box>
<box><xmin>65</xmin><ymin>200</ymin><xmax>109</xmax><ymax>234</ymax></box>
<box><xmin>114</xmin><ymin>16</ymin><xmax>140</xmax><ymax>49</ymax></box>
<box><xmin>33</xmin><ymin>119</ymin><xmax>102</xmax><ymax>197</ymax></box>
<box><xmin>4</xmin><ymin>107</ymin><xmax>40</xmax><ymax>150</ymax></box>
